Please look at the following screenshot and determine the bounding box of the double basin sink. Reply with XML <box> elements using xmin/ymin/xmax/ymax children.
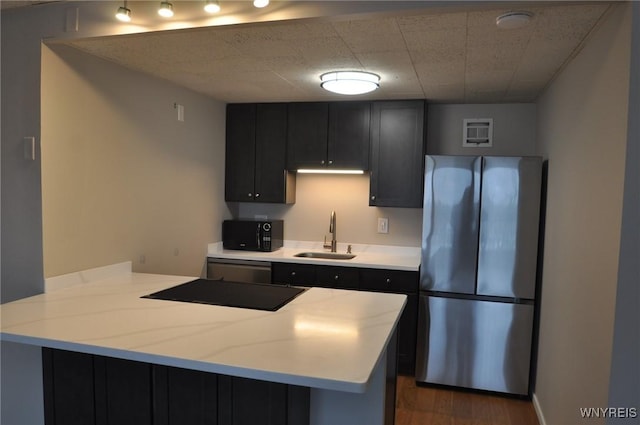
<box><xmin>294</xmin><ymin>252</ymin><xmax>356</xmax><ymax>260</ymax></box>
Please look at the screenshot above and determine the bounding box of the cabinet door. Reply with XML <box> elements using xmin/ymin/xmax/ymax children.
<box><xmin>316</xmin><ymin>266</ymin><xmax>359</xmax><ymax>290</ymax></box>
<box><xmin>43</xmin><ymin>348</ymin><xmax>96</xmax><ymax>425</ymax></box>
<box><xmin>328</xmin><ymin>102</ymin><xmax>370</xmax><ymax>169</ymax></box>
<box><xmin>255</xmin><ymin>103</ymin><xmax>294</xmax><ymax>203</ymax></box>
<box><xmin>287</xmin><ymin>102</ymin><xmax>329</xmax><ymax>169</ymax></box>
<box><xmin>272</xmin><ymin>262</ymin><xmax>316</xmax><ymax>286</ymax></box>
<box><xmin>370</xmin><ymin>100</ymin><xmax>426</xmax><ymax>207</ymax></box>
<box><xmin>153</xmin><ymin>365</ymin><xmax>218</xmax><ymax>425</ymax></box>
<box><xmin>225</xmin><ymin>104</ymin><xmax>257</xmax><ymax>202</ymax></box>
<box><xmin>218</xmin><ymin>376</ymin><xmax>287</xmax><ymax>425</ymax></box>
<box><xmin>94</xmin><ymin>357</ymin><xmax>153</xmax><ymax>425</ymax></box>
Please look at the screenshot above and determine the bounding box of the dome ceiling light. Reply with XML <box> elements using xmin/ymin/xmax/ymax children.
<box><xmin>495</xmin><ymin>11</ymin><xmax>533</xmax><ymax>29</ymax></box>
<box><xmin>320</xmin><ymin>71</ymin><xmax>380</xmax><ymax>95</ymax></box>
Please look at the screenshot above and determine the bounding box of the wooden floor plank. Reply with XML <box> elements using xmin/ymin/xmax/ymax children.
<box><xmin>395</xmin><ymin>376</ymin><xmax>539</xmax><ymax>425</ymax></box>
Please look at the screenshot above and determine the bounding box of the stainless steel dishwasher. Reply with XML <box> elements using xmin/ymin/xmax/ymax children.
<box><xmin>206</xmin><ymin>258</ymin><xmax>272</xmax><ymax>284</ymax></box>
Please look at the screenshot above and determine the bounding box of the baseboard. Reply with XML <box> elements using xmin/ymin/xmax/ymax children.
<box><xmin>532</xmin><ymin>393</ymin><xmax>547</xmax><ymax>425</ymax></box>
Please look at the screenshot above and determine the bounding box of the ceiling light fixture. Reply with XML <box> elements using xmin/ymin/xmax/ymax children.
<box><xmin>204</xmin><ymin>0</ymin><xmax>220</xmax><ymax>13</ymax></box>
<box><xmin>320</xmin><ymin>71</ymin><xmax>380</xmax><ymax>95</ymax></box>
<box><xmin>253</xmin><ymin>0</ymin><xmax>269</xmax><ymax>8</ymax></box>
<box><xmin>115</xmin><ymin>1</ymin><xmax>131</xmax><ymax>22</ymax></box>
<box><xmin>495</xmin><ymin>11</ymin><xmax>533</xmax><ymax>29</ymax></box>
<box><xmin>158</xmin><ymin>1</ymin><xmax>174</xmax><ymax>18</ymax></box>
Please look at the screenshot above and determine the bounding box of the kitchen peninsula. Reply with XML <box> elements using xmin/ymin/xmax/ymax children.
<box><xmin>0</xmin><ymin>262</ymin><xmax>405</xmax><ymax>425</ymax></box>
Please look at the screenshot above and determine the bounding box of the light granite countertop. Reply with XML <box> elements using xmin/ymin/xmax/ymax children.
<box><xmin>0</xmin><ymin>262</ymin><xmax>406</xmax><ymax>394</ymax></box>
<box><xmin>208</xmin><ymin>241</ymin><xmax>421</xmax><ymax>271</ymax></box>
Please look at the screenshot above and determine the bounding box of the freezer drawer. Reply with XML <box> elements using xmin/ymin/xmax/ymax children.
<box><xmin>416</xmin><ymin>295</ymin><xmax>534</xmax><ymax>395</ymax></box>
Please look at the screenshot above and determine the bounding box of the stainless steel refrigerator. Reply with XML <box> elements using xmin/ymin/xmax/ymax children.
<box><xmin>415</xmin><ymin>155</ymin><xmax>542</xmax><ymax>396</ymax></box>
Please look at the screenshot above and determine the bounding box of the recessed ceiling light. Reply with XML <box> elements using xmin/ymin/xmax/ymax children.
<box><xmin>496</xmin><ymin>11</ymin><xmax>533</xmax><ymax>29</ymax></box>
<box><xmin>320</xmin><ymin>71</ymin><xmax>380</xmax><ymax>95</ymax></box>
<box><xmin>253</xmin><ymin>0</ymin><xmax>269</xmax><ymax>8</ymax></box>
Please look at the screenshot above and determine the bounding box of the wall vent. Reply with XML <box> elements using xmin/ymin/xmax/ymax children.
<box><xmin>463</xmin><ymin>118</ymin><xmax>493</xmax><ymax>147</ymax></box>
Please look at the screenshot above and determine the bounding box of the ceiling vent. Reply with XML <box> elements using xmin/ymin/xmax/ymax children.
<box><xmin>463</xmin><ymin>118</ymin><xmax>493</xmax><ymax>147</ymax></box>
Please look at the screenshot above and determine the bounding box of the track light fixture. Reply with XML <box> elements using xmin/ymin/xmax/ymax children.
<box><xmin>115</xmin><ymin>1</ymin><xmax>131</xmax><ymax>22</ymax></box>
<box><xmin>158</xmin><ymin>1</ymin><xmax>174</xmax><ymax>18</ymax></box>
<box><xmin>204</xmin><ymin>0</ymin><xmax>221</xmax><ymax>13</ymax></box>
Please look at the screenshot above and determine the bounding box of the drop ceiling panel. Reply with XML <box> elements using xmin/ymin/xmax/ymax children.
<box><xmin>59</xmin><ymin>2</ymin><xmax>612</xmax><ymax>103</ymax></box>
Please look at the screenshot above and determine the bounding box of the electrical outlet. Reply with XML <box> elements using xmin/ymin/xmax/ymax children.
<box><xmin>377</xmin><ymin>217</ymin><xmax>389</xmax><ymax>234</ymax></box>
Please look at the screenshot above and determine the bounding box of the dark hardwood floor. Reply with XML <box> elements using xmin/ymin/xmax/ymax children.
<box><xmin>395</xmin><ymin>376</ymin><xmax>540</xmax><ymax>425</ymax></box>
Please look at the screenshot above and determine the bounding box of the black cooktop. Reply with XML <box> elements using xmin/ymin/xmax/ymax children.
<box><xmin>142</xmin><ymin>279</ymin><xmax>306</xmax><ymax>312</ymax></box>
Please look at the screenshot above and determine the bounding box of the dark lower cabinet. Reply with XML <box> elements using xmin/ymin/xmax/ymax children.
<box><xmin>359</xmin><ymin>269</ymin><xmax>419</xmax><ymax>376</ymax></box>
<box><xmin>271</xmin><ymin>263</ymin><xmax>418</xmax><ymax>375</ymax></box>
<box><xmin>43</xmin><ymin>348</ymin><xmax>309</xmax><ymax>425</ymax></box>
<box><xmin>43</xmin><ymin>349</ymin><xmax>95</xmax><ymax>425</ymax></box>
<box><xmin>94</xmin><ymin>356</ymin><xmax>153</xmax><ymax>425</ymax></box>
<box><xmin>154</xmin><ymin>365</ymin><xmax>218</xmax><ymax>425</ymax></box>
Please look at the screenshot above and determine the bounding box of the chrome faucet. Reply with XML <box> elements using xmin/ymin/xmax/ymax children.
<box><xmin>323</xmin><ymin>210</ymin><xmax>337</xmax><ymax>252</ymax></box>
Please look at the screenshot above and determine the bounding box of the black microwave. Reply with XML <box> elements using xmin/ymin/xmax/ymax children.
<box><xmin>222</xmin><ymin>220</ymin><xmax>283</xmax><ymax>252</ymax></box>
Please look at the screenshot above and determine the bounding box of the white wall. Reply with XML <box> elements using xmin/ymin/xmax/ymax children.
<box><xmin>535</xmin><ymin>4</ymin><xmax>631</xmax><ymax>424</ymax></box>
<box><xmin>41</xmin><ymin>44</ymin><xmax>229</xmax><ymax>278</ymax></box>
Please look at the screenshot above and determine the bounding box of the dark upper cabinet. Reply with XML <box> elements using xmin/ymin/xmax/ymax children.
<box><xmin>225</xmin><ymin>103</ymin><xmax>294</xmax><ymax>204</ymax></box>
<box><xmin>287</xmin><ymin>102</ymin><xmax>370</xmax><ymax>170</ymax></box>
<box><xmin>286</xmin><ymin>102</ymin><xmax>329</xmax><ymax>169</ymax></box>
<box><xmin>369</xmin><ymin>100</ymin><xmax>426</xmax><ymax>208</ymax></box>
<box><xmin>327</xmin><ymin>102</ymin><xmax>371</xmax><ymax>169</ymax></box>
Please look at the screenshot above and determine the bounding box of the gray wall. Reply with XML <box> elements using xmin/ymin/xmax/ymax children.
<box><xmin>1</xmin><ymin>6</ymin><xmax>50</xmax><ymax>424</ymax></box>
<box><xmin>426</xmin><ymin>103</ymin><xmax>537</xmax><ymax>156</ymax></box>
<box><xmin>607</xmin><ymin>2</ymin><xmax>640</xmax><ymax>421</ymax></box>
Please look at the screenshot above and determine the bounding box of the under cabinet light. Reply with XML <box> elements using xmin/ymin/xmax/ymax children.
<box><xmin>297</xmin><ymin>169</ymin><xmax>365</xmax><ymax>175</ymax></box>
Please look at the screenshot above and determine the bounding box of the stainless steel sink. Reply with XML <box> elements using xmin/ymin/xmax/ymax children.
<box><xmin>294</xmin><ymin>252</ymin><xmax>356</xmax><ymax>260</ymax></box>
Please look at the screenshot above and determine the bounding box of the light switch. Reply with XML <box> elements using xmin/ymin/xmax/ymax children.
<box><xmin>377</xmin><ymin>217</ymin><xmax>389</xmax><ymax>234</ymax></box>
<box><xmin>23</xmin><ymin>137</ymin><xmax>35</xmax><ymax>161</ymax></box>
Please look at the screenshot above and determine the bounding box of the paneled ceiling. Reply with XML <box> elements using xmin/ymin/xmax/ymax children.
<box><xmin>48</xmin><ymin>1</ymin><xmax>611</xmax><ymax>103</ymax></box>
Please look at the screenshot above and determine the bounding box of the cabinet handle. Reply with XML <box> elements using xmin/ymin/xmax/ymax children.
<box><xmin>291</xmin><ymin>271</ymin><xmax>296</xmax><ymax>276</ymax></box>
<box><xmin>328</xmin><ymin>160</ymin><xmax>333</xmax><ymax>165</ymax></box>
<box><xmin>371</xmin><ymin>195</ymin><xmax>376</xmax><ymax>200</ymax></box>
<box><xmin>321</xmin><ymin>160</ymin><xmax>325</xmax><ymax>165</ymax></box>
<box><xmin>248</xmin><ymin>193</ymin><xmax>253</xmax><ymax>198</ymax></box>
<box><xmin>386</xmin><ymin>278</ymin><xmax>392</xmax><ymax>284</ymax></box>
<box><xmin>334</xmin><ymin>275</ymin><xmax>339</xmax><ymax>280</ymax></box>
<box><xmin>255</xmin><ymin>193</ymin><xmax>260</xmax><ymax>198</ymax></box>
